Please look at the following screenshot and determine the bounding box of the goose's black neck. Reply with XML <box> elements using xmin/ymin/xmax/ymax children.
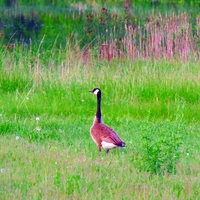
<box><xmin>96</xmin><ymin>90</ymin><xmax>102</xmax><ymax>123</ymax></box>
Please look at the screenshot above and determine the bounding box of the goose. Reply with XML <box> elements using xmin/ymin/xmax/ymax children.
<box><xmin>89</xmin><ymin>88</ymin><xmax>126</xmax><ymax>153</ymax></box>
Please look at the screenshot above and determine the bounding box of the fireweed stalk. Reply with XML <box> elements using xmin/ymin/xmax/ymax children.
<box><xmin>96</xmin><ymin>13</ymin><xmax>199</xmax><ymax>61</ymax></box>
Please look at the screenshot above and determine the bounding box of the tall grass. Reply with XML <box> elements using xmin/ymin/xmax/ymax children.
<box><xmin>0</xmin><ymin>49</ymin><xmax>199</xmax><ymax>121</ymax></box>
<box><xmin>90</xmin><ymin>10</ymin><xmax>200</xmax><ymax>61</ymax></box>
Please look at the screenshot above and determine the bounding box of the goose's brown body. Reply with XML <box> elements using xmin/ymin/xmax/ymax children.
<box><xmin>90</xmin><ymin>88</ymin><xmax>125</xmax><ymax>153</ymax></box>
<box><xmin>90</xmin><ymin>117</ymin><xmax>125</xmax><ymax>152</ymax></box>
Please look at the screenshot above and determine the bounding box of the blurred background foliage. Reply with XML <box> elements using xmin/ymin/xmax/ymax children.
<box><xmin>0</xmin><ymin>0</ymin><xmax>199</xmax><ymax>51</ymax></box>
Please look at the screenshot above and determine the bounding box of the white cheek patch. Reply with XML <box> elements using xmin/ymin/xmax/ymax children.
<box><xmin>101</xmin><ymin>141</ymin><xmax>117</xmax><ymax>150</ymax></box>
<box><xmin>94</xmin><ymin>89</ymin><xmax>99</xmax><ymax>95</ymax></box>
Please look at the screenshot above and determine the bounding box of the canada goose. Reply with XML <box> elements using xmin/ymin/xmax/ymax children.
<box><xmin>90</xmin><ymin>88</ymin><xmax>126</xmax><ymax>153</ymax></box>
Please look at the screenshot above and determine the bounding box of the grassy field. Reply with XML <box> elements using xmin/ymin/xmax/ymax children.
<box><xmin>0</xmin><ymin>47</ymin><xmax>200</xmax><ymax>199</ymax></box>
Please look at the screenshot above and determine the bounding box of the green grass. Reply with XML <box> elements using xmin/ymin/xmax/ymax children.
<box><xmin>0</xmin><ymin>56</ymin><xmax>199</xmax><ymax>121</ymax></box>
<box><xmin>1</xmin><ymin>120</ymin><xmax>200</xmax><ymax>199</ymax></box>
<box><xmin>0</xmin><ymin>48</ymin><xmax>200</xmax><ymax>199</ymax></box>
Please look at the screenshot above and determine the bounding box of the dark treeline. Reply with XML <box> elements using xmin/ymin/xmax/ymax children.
<box><xmin>0</xmin><ymin>0</ymin><xmax>199</xmax><ymax>49</ymax></box>
<box><xmin>1</xmin><ymin>0</ymin><xmax>200</xmax><ymax>8</ymax></box>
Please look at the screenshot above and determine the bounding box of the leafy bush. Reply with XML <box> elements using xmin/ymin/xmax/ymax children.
<box><xmin>133</xmin><ymin>120</ymin><xmax>184</xmax><ymax>175</ymax></box>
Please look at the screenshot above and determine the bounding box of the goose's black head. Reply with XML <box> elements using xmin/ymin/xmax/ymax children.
<box><xmin>89</xmin><ymin>88</ymin><xmax>101</xmax><ymax>97</ymax></box>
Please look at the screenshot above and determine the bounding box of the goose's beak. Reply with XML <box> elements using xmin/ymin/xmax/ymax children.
<box><xmin>89</xmin><ymin>90</ymin><xmax>93</xmax><ymax>93</ymax></box>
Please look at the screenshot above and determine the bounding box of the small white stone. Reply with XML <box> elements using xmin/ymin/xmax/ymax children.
<box><xmin>16</xmin><ymin>136</ymin><xmax>20</xmax><ymax>140</ymax></box>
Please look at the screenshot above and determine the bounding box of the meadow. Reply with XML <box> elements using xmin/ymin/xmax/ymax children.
<box><xmin>1</xmin><ymin>49</ymin><xmax>200</xmax><ymax>199</ymax></box>
<box><xmin>1</xmin><ymin>1</ymin><xmax>200</xmax><ymax>199</ymax></box>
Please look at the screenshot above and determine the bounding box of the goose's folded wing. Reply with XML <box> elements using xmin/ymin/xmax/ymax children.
<box><xmin>97</xmin><ymin>124</ymin><xmax>123</xmax><ymax>145</ymax></box>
